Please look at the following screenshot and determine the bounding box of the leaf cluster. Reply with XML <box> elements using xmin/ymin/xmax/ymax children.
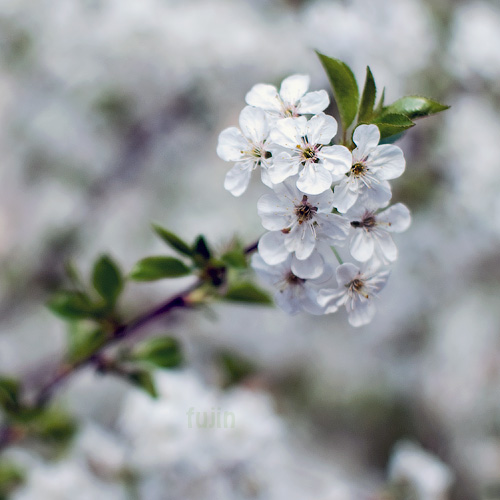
<box><xmin>316</xmin><ymin>52</ymin><xmax>449</xmax><ymax>145</ymax></box>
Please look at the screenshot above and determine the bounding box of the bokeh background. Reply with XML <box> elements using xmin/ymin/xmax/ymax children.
<box><xmin>1</xmin><ymin>0</ymin><xmax>500</xmax><ymax>498</ymax></box>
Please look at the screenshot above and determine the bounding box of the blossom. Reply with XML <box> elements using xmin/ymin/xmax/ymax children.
<box><xmin>347</xmin><ymin>202</ymin><xmax>411</xmax><ymax>264</ymax></box>
<box><xmin>245</xmin><ymin>74</ymin><xmax>329</xmax><ymax>118</ymax></box>
<box><xmin>318</xmin><ymin>263</ymin><xmax>390</xmax><ymax>326</ymax></box>
<box><xmin>217</xmin><ymin>106</ymin><xmax>273</xmax><ymax>196</ymax></box>
<box><xmin>251</xmin><ymin>253</ymin><xmax>333</xmax><ymax>315</ymax></box>
<box><xmin>332</xmin><ymin>124</ymin><xmax>405</xmax><ymax>213</ymax></box>
<box><xmin>268</xmin><ymin>113</ymin><xmax>352</xmax><ymax>194</ymax></box>
<box><xmin>257</xmin><ymin>179</ymin><xmax>349</xmax><ymax>270</ymax></box>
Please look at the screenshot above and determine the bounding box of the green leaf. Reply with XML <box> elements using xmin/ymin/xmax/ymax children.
<box><xmin>224</xmin><ymin>281</ymin><xmax>273</xmax><ymax>305</ymax></box>
<box><xmin>47</xmin><ymin>291</ymin><xmax>103</xmax><ymax>320</ymax></box>
<box><xmin>316</xmin><ymin>51</ymin><xmax>359</xmax><ymax>131</ymax></box>
<box><xmin>221</xmin><ymin>249</ymin><xmax>248</xmax><ymax>269</ymax></box>
<box><xmin>129</xmin><ymin>256</ymin><xmax>191</xmax><ymax>281</ymax></box>
<box><xmin>132</xmin><ymin>336</ymin><xmax>183</xmax><ymax>369</ymax></box>
<box><xmin>374</xmin><ymin>87</ymin><xmax>385</xmax><ymax>116</ymax></box>
<box><xmin>357</xmin><ymin>66</ymin><xmax>376</xmax><ymax>123</ymax></box>
<box><xmin>127</xmin><ymin>370</ymin><xmax>158</xmax><ymax>398</ymax></box>
<box><xmin>373</xmin><ymin>113</ymin><xmax>415</xmax><ymax>140</ymax></box>
<box><xmin>67</xmin><ymin>324</ymin><xmax>107</xmax><ymax>363</ymax></box>
<box><xmin>0</xmin><ymin>378</ymin><xmax>20</xmax><ymax>413</ymax></box>
<box><xmin>30</xmin><ymin>408</ymin><xmax>77</xmax><ymax>447</ymax></box>
<box><xmin>0</xmin><ymin>461</ymin><xmax>24</xmax><ymax>499</ymax></box>
<box><xmin>193</xmin><ymin>235</ymin><xmax>211</xmax><ymax>262</ymax></box>
<box><xmin>382</xmin><ymin>96</ymin><xmax>449</xmax><ymax>120</ymax></box>
<box><xmin>92</xmin><ymin>254</ymin><xmax>123</xmax><ymax>306</ymax></box>
<box><xmin>219</xmin><ymin>351</ymin><xmax>256</xmax><ymax>388</ymax></box>
<box><xmin>152</xmin><ymin>224</ymin><xmax>193</xmax><ymax>257</ymax></box>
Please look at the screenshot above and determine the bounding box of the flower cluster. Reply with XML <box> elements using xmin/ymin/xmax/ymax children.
<box><xmin>217</xmin><ymin>74</ymin><xmax>411</xmax><ymax>326</ymax></box>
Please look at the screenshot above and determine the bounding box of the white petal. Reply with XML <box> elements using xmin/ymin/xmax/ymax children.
<box><xmin>257</xmin><ymin>193</ymin><xmax>292</xmax><ymax>230</ymax></box>
<box><xmin>260</xmin><ymin>167</ymin><xmax>274</xmax><ymax>188</ymax></box>
<box><xmin>298</xmin><ymin>90</ymin><xmax>329</xmax><ymax>114</ymax></box>
<box><xmin>291</xmin><ymin>251</ymin><xmax>324</xmax><ymax>279</ymax></box>
<box><xmin>286</xmin><ymin>223</ymin><xmax>316</xmax><ymax>260</ymax></box>
<box><xmin>251</xmin><ymin>253</ymin><xmax>281</xmax><ymax>282</ymax></box>
<box><xmin>316</xmin><ymin>213</ymin><xmax>350</xmax><ymax>242</ymax></box>
<box><xmin>347</xmin><ymin>297</ymin><xmax>376</xmax><ymax>327</ymax></box>
<box><xmin>369</xmin><ymin>144</ymin><xmax>405</xmax><ymax>180</ymax></box>
<box><xmin>378</xmin><ymin>203</ymin><xmax>411</xmax><ymax>232</ymax></box>
<box><xmin>352</xmin><ymin>124</ymin><xmax>380</xmax><ymax>158</ymax></box>
<box><xmin>270</xmin><ymin>117</ymin><xmax>305</xmax><ymax>149</ymax></box>
<box><xmin>319</xmin><ymin>145</ymin><xmax>352</xmax><ymax>177</ymax></box>
<box><xmin>296</xmin><ymin>164</ymin><xmax>332</xmax><ymax>195</ymax></box>
<box><xmin>350</xmin><ymin>230</ymin><xmax>375</xmax><ymax>262</ymax></box>
<box><xmin>301</xmin><ymin>285</ymin><xmax>326</xmax><ymax>315</ymax></box>
<box><xmin>336</xmin><ymin>262</ymin><xmax>360</xmax><ymax>286</ymax></box>
<box><xmin>275</xmin><ymin>285</ymin><xmax>303</xmax><ymax>315</ymax></box>
<box><xmin>307</xmin><ymin>189</ymin><xmax>334</xmax><ymax>213</ymax></box>
<box><xmin>258</xmin><ymin>231</ymin><xmax>289</xmax><ymax>265</ymax></box>
<box><xmin>358</xmin><ymin>179</ymin><xmax>392</xmax><ymax>208</ymax></box>
<box><xmin>216</xmin><ymin>127</ymin><xmax>248</xmax><ymax>162</ymax></box>
<box><xmin>245</xmin><ymin>83</ymin><xmax>281</xmax><ymax>113</ymax></box>
<box><xmin>239</xmin><ymin>106</ymin><xmax>269</xmax><ymax>144</ymax></box>
<box><xmin>305</xmin><ymin>113</ymin><xmax>337</xmax><ymax>145</ymax></box>
<box><xmin>317</xmin><ymin>287</ymin><xmax>345</xmax><ymax>312</ymax></box>
<box><xmin>374</xmin><ymin>231</ymin><xmax>398</xmax><ymax>262</ymax></box>
<box><xmin>224</xmin><ymin>162</ymin><xmax>253</xmax><ymax>196</ymax></box>
<box><xmin>279</xmin><ymin>74</ymin><xmax>310</xmax><ymax>104</ymax></box>
<box><xmin>332</xmin><ymin>178</ymin><xmax>359</xmax><ymax>213</ymax></box>
<box><xmin>268</xmin><ymin>153</ymin><xmax>300</xmax><ymax>184</ymax></box>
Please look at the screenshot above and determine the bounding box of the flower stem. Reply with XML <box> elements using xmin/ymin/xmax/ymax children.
<box><xmin>331</xmin><ymin>246</ymin><xmax>344</xmax><ymax>265</ymax></box>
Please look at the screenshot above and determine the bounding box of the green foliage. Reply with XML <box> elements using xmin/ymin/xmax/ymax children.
<box><xmin>129</xmin><ymin>256</ymin><xmax>191</xmax><ymax>281</ymax></box>
<box><xmin>382</xmin><ymin>96</ymin><xmax>450</xmax><ymax>120</ymax></box>
<box><xmin>221</xmin><ymin>244</ymin><xmax>248</xmax><ymax>269</ymax></box>
<box><xmin>192</xmin><ymin>235</ymin><xmax>212</xmax><ymax>263</ymax></box>
<box><xmin>152</xmin><ymin>224</ymin><xmax>194</xmax><ymax>257</ymax></box>
<box><xmin>0</xmin><ymin>378</ymin><xmax>20</xmax><ymax>414</ymax></box>
<box><xmin>316</xmin><ymin>52</ymin><xmax>449</xmax><ymax>144</ymax></box>
<box><xmin>127</xmin><ymin>369</ymin><xmax>158</xmax><ymax>398</ymax></box>
<box><xmin>223</xmin><ymin>281</ymin><xmax>273</xmax><ymax>305</ymax></box>
<box><xmin>0</xmin><ymin>461</ymin><xmax>24</xmax><ymax>500</ymax></box>
<box><xmin>47</xmin><ymin>291</ymin><xmax>104</xmax><ymax>320</ymax></box>
<box><xmin>67</xmin><ymin>323</ymin><xmax>108</xmax><ymax>363</ymax></box>
<box><xmin>92</xmin><ymin>254</ymin><xmax>123</xmax><ymax>306</ymax></box>
<box><xmin>357</xmin><ymin>66</ymin><xmax>377</xmax><ymax>123</ymax></box>
<box><xmin>373</xmin><ymin>113</ymin><xmax>415</xmax><ymax>140</ymax></box>
<box><xmin>218</xmin><ymin>351</ymin><xmax>256</xmax><ymax>387</ymax></box>
<box><xmin>316</xmin><ymin>52</ymin><xmax>359</xmax><ymax>132</ymax></box>
<box><xmin>29</xmin><ymin>408</ymin><xmax>77</xmax><ymax>448</ymax></box>
<box><xmin>131</xmin><ymin>336</ymin><xmax>183</xmax><ymax>369</ymax></box>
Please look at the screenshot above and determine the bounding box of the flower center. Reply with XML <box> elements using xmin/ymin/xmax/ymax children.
<box><xmin>351</xmin><ymin>211</ymin><xmax>377</xmax><ymax>230</ymax></box>
<box><xmin>294</xmin><ymin>195</ymin><xmax>318</xmax><ymax>224</ymax></box>
<box><xmin>347</xmin><ymin>277</ymin><xmax>369</xmax><ymax>299</ymax></box>
<box><xmin>350</xmin><ymin>162</ymin><xmax>367</xmax><ymax>177</ymax></box>
<box><xmin>286</xmin><ymin>272</ymin><xmax>305</xmax><ymax>285</ymax></box>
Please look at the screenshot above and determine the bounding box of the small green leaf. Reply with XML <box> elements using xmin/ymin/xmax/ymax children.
<box><xmin>221</xmin><ymin>249</ymin><xmax>248</xmax><ymax>269</ymax></box>
<box><xmin>193</xmin><ymin>235</ymin><xmax>211</xmax><ymax>262</ymax></box>
<box><xmin>219</xmin><ymin>351</ymin><xmax>256</xmax><ymax>387</ymax></box>
<box><xmin>127</xmin><ymin>370</ymin><xmax>158</xmax><ymax>398</ymax></box>
<box><xmin>30</xmin><ymin>408</ymin><xmax>77</xmax><ymax>447</ymax></box>
<box><xmin>0</xmin><ymin>378</ymin><xmax>20</xmax><ymax>413</ymax></box>
<box><xmin>47</xmin><ymin>291</ymin><xmax>103</xmax><ymax>320</ymax></box>
<box><xmin>357</xmin><ymin>66</ymin><xmax>376</xmax><ymax>123</ymax></box>
<box><xmin>224</xmin><ymin>281</ymin><xmax>273</xmax><ymax>305</ymax></box>
<box><xmin>0</xmin><ymin>461</ymin><xmax>25</xmax><ymax>499</ymax></box>
<box><xmin>373</xmin><ymin>113</ymin><xmax>415</xmax><ymax>140</ymax></box>
<box><xmin>316</xmin><ymin>51</ymin><xmax>359</xmax><ymax>131</ymax></box>
<box><xmin>133</xmin><ymin>336</ymin><xmax>183</xmax><ymax>369</ymax></box>
<box><xmin>67</xmin><ymin>324</ymin><xmax>107</xmax><ymax>363</ymax></box>
<box><xmin>152</xmin><ymin>224</ymin><xmax>193</xmax><ymax>257</ymax></box>
<box><xmin>374</xmin><ymin>87</ymin><xmax>385</xmax><ymax>116</ymax></box>
<box><xmin>92</xmin><ymin>254</ymin><xmax>123</xmax><ymax>306</ymax></box>
<box><xmin>382</xmin><ymin>96</ymin><xmax>449</xmax><ymax>120</ymax></box>
<box><xmin>129</xmin><ymin>256</ymin><xmax>191</xmax><ymax>281</ymax></box>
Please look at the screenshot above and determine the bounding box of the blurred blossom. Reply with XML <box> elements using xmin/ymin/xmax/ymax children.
<box><xmin>388</xmin><ymin>441</ymin><xmax>454</xmax><ymax>500</ymax></box>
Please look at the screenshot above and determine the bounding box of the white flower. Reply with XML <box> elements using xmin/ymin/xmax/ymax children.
<box><xmin>347</xmin><ymin>202</ymin><xmax>411</xmax><ymax>264</ymax></box>
<box><xmin>251</xmin><ymin>253</ymin><xmax>332</xmax><ymax>315</ymax></box>
<box><xmin>245</xmin><ymin>74</ymin><xmax>329</xmax><ymax>118</ymax></box>
<box><xmin>217</xmin><ymin>106</ymin><xmax>273</xmax><ymax>196</ymax></box>
<box><xmin>257</xmin><ymin>178</ymin><xmax>349</xmax><ymax>268</ymax></box>
<box><xmin>268</xmin><ymin>113</ymin><xmax>352</xmax><ymax>194</ymax></box>
<box><xmin>332</xmin><ymin>124</ymin><xmax>405</xmax><ymax>213</ymax></box>
<box><xmin>318</xmin><ymin>263</ymin><xmax>389</xmax><ymax>327</ymax></box>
